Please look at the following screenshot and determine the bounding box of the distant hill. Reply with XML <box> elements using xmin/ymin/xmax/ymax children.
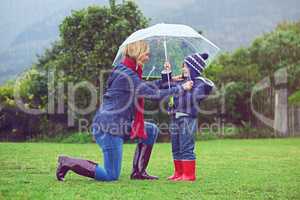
<box><xmin>0</xmin><ymin>0</ymin><xmax>300</xmax><ymax>84</ymax></box>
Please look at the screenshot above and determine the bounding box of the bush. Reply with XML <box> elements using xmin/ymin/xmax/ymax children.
<box><xmin>61</xmin><ymin>132</ymin><xmax>94</xmax><ymax>143</ymax></box>
<box><xmin>289</xmin><ymin>90</ymin><xmax>300</xmax><ymax>106</ymax></box>
<box><xmin>234</xmin><ymin>121</ymin><xmax>275</xmax><ymax>138</ymax></box>
<box><xmin>32</xmin><ymin>132</ymin><xmax>94</xmax><ymax>143</ymax></box>
<box><xmin>195</xmin><ymin>124</ymin><xmax>239</xmax><ymax>140</ymax></box>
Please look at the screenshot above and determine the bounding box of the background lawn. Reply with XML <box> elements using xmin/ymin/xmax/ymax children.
<box><xmin>0</xmin><ymin>138</ymin><xmax>300</xmax><ymax>200</ymax></box>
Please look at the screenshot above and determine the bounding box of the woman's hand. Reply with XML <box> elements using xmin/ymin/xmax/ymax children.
<box><xmin>164</xmin><ymin>61</ymin><xmax>171</xmax><ymax>71</ymax></box>
<box><xmin>172</xmin><ymin>75</ymin><xmax>184</xmax><ymax>81</ymax></box>
<box><xmin>182</xmin><ymin>81</ymin><xmax>193</xmax><ymax>91</ymax></box>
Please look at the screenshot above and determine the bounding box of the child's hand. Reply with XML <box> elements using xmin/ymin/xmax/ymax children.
<box><xmin>164</xmin><ymin>61</ymin><xmax>171</xmax><ymax>71</ymax></box>
<box><xmin>182</xmin><ymin>81</ymin><xmax>193</xmax><ymax>91</ymax></box>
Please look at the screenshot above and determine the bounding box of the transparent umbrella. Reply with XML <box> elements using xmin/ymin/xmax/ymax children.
<box><xmin>113</xmin><ymin>23</ymin><xmax>220</xmax><ymax>79</ymax></box>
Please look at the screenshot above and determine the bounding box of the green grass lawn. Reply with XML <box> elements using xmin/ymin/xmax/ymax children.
<box><xmin>0</xmin><ymin>138</ymin><xmax>300</xmax><ymax>200</ymax></box>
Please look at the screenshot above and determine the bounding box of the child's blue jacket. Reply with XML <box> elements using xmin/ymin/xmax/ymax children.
<box><xmin>160</xmin><ymin>73</ymin><xmax>215</xmax><ymax>118</ymax></box>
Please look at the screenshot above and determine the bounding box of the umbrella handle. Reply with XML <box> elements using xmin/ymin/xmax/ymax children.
<box><xmin>166</xmin><ymin>66</ymin><xmax>171</xmax><ymax>89</ymax></box>
<box><xmin>163</xmin><ymin>40</ymin><xmax>174</xmax><ymax>108</ymax></box>
<box><xmin>163</xmin><ymin>37</ymin><xmax>171</xmax><ymax>88</ymax></box>
<box><xmin>166</xmin><ymin>71</ymin><xmax>174</xmax><ymax>108</ymax></box>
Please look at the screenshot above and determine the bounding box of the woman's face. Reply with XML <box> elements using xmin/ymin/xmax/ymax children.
<box><xmin>182</xmin><ymin>63</ymin><xmax>190</xmax><ymax>77</ymax></box>
<box><xmin>138</xmin><ymin>51</ymin><xmax>150</xmax><ymax>65</ymax></box>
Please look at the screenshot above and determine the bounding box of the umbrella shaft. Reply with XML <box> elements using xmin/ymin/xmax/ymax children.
<box><xmin>164</xmin><ymin>39</ymin><xmax>168</xmax><ymax>62</ymax></box>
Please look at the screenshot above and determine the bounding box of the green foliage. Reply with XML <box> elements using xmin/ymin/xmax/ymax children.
<box><xmin>60</xmin><ymin>132</ymin><xmax>93</xmax><ymax>143</ymax></box>
<box><xmin>35</xmin><ymin>0</ymin><xmax>150</xmax><ymax>126</ymax></box>
<box><xmin>289</xmin><ymin>90</ymin><xmax>300</xmax><ymax>105</ymax></box>
<box><xmin>0</xmin><ymin>81</ymin><xmax>15</xmax><ymax>107</ymax></box>
<box><xmin>0</xmin><ymin>67</ymin><xmax>48</xmax><ymax>109</ymax></box>
<box><xmin>0</xmin><ymin>1</ymin><xmax>150</xmax><ymax>141</ymax></box>
<box><xmin>205</xmin><ymin>20</ymin><xmax>300</xmax><ymax>127</ymax></box>
<box><xmin>38</xmin><ymin>1</ymin><xmax>149</xmax><ymax>83</ymax></box>
<box><xmin>249</xmin><ymin>21</ymin><xmax>300</xmax><ymax>87</ymax></box>
<box><xmin>196</xmin><ymin>125</ymin><xmax>239</xmax><ymax>140</ymax></box>
<box><xmin>14</xmin><ymin>67</ymin><xmax>48</xmax><ymax>109</ymax></box>
<box><xmin>33</xmin><ymin>132</ymin><xmax>93</xmax><ymax>143</ymax></box>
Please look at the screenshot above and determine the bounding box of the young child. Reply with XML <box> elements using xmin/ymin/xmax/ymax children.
<box><xmin>161</xmin><ymin>53</ymin><xmax>215</xmax><ymax>181</ymax></box>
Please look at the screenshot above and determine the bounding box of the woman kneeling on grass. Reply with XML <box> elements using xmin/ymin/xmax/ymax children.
<box><xmin>56</xmin><ymin>40</ymin><xmax>193</xmax><ymax>182</ymax></box>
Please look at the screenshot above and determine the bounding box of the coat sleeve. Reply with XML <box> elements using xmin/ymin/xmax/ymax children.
<box><xmin>180</xmin><ymin>77</ymin><xmax>214</xmax><ymax>105</ymax></box>
<box><xmin>130</xmin><ymin>72</ymin><xmax>184</xmax><ymax>100</ymax></box>
<box><xmin>193</xmin><ymin>77</ymin><xmax>215</xmax><ymax>101</ymax></box>
<box><xmin>146</xmin><ymin>70</ymin><xmax>173</xmax><ymax>89</ymax></box>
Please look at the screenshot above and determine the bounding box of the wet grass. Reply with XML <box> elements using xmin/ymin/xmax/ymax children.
<box><xmin>0</xmin><ymin>138</ymin><xmax>300</xmax><ymax>199</ymax></box>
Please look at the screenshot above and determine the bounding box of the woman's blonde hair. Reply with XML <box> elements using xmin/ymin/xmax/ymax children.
<box><xmin>123</xmin><ymin>40</ymin><xmax>150</xmax><ymax>64</ymax></box>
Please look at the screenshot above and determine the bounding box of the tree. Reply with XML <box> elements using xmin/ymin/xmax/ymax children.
<box><xmin>0</xmin><ymin>1</ymin><xmax>150</xmax><ymax>140</ymax></box>
<box><xmin>249</xmin><ymin>21</ymin><xmax>300</xmax><ymax>136</ymax></box>
<box><xmin>38</xmin><ymin>1</ymin><xmax>149</xmax><ymax>83</ymax></box>
<box><xmin>205</xmin><ymin>20</ymin><xmax>300</xmax><ymax>136</ymax></box>
<box><xmin>36</xmin><ymin>1</ymin><xmax>149</xmax><ymax>121</ymax></box>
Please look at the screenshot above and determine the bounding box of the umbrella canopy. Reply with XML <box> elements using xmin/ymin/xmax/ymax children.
<box><xmin>113</xmin><ymin>23</ymin><xmax>220</xmax><ymax>78</ymax></box>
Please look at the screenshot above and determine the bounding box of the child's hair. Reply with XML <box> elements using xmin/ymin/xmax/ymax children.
<box><xmin>123</xmin><ymin>40</ymin><xmax>149</xmax><ymax>63</ymax></box>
